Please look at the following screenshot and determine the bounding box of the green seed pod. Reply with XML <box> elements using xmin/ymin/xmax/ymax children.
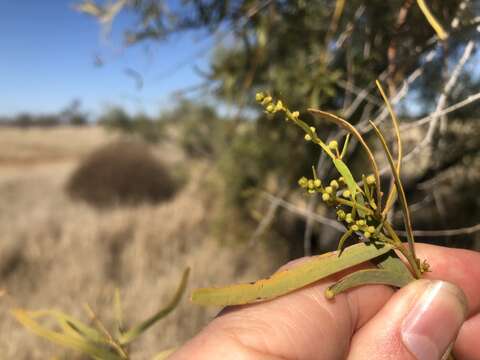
<box><xmin>322</xmin><ymin>193</ymin><xmax>330</xmax><ymax>202</ymax></box>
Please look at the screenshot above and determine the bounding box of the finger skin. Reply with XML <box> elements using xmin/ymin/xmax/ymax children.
<box><xmin>169</xmin><ymin>244</ymin><xmax>480</xmax><ymax>360</ymax></box>
<box><xmin>417</xmin><ymin>244</ymin><xmax>480</xmax><ymax>316</ymax></box>
<box><xmin>172</xmin><ymin>281</ymin><xmax>393</xmax><ymax>359</ymax></box>
<box><xmin>454</xmin><ymin>313</ymin><xmax>480</xmax><ymax>360</ymax></box>
<box><xmin>347</xmin><ymin>279</ymin><xmax>467</xmax><ymax>360</ymax></box>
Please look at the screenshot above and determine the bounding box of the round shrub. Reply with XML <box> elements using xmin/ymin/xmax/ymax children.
<box><xmin>67</xmin><ymin>140</ymin><xmax>177</xmax><ymax>207</ymax></box>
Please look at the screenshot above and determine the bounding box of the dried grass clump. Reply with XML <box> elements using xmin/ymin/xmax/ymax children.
<box><xmin>66</xmin><ymin>140</ymin><xmax>177</xmax><ymax>207</ymax></box>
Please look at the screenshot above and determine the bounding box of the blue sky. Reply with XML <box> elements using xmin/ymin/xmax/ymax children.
<box><xmin>0</xmin><ymin>0</ymin><xmax>213</xmax><ymax>118</ymax></box>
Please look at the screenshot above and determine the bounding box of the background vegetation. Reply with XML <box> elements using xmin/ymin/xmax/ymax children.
<box><xmin>1</xmin><ymin>0</ymin><xmax>480</xmax><ymax>358</ymax></box>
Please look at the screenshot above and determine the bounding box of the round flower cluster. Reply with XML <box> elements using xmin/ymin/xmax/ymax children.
<box><xmin>298</xmin><ymin>172</ymin><xmax>380</xmax><ymax>240</ymax></box>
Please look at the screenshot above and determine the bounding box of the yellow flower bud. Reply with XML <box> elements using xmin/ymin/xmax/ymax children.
<box><xmin>310</xmin><ymin>126</ymin><xmax>316</xmax><ymax>133</ymax></box>
<box><xmin>322</xmin><ymin>193</ymin><xmax>330</xmax><ymax>202</ymax></box>
<box><xmin>366</xmin><ymin>175</ymin><xmax>376</xmax><ymax>185</ymax></box>
<box><xmin>364</xmin><ymin>231</ymin><xmax>371</xmax><ymax>239</ymax></box>
<box><xmin>291</xmin><ymin>111</ymin><xmax>299</xmax><ymax>118</ymax></box>
<box><xmin>274</xmin><ymin>100</ymin><xmax>284</xmax><ymax>112</ymax></box>
<box><xmin>367</xmin><ymin>226</ymin><xmax>375</xmax><ymax>233</ymax></box>
<box><xmin>308</xmin><ymin>179</ymin><xmax>315</xmax><ymax>189</ymax></box>
<box><xmin>345</xmin><ymin>213</ymin><xmax>353</xmax><ymax>223</ymax></box>
<box><xmin>255</xmin><ymin>92</ymin><xmax>265</xmax><ymax>102</ymax></box>
<box><xmin>342</xmin><ymin>190</ymin><xmax>351</xmax><ymax>198</ymax></box>
<box><xmin>337</xmin><ymin>210</ymin><xmax>346</xmax><ymax>220</ymax></box>
<box><xmin>351</xmin><ymin>224</ymin><xmax>359</xmax><ymax>231</ymax></box>
<box><xmin>356</xmin><ymin>219</ymin><xmax>366</xmax><ymax>226</ymax></box>
<box><xmin>298</xmin><ymin>177</ymin><xmax>308</xmax><ymax>188</ymax></box>
<box><xmin>314</xmin><ymin>179</ymin><xmax>321</xmax><ymax>187</ymax></box>
<box><xmin>328</xmin><ymin>140</ymin><xmax>338</xmax><ymax>150</ymax></box>
<box><xmin>261</xmin><ymin>96</ymin><xmax>272</xmax><ymax>105</ymax></box>
<box><xmin>330</xmin><ymin>180</ymin><xmax>339</xmax><ymax>189</ymax></box>
<box><xmin>325</xmin><ymin>186</ymin><xmax>333</xmax><ymax>194</ymax></box>
<box><xmin>304</xmin><ymin>134</ymin><xmax>312</xmax><ymax>141</ymax></box>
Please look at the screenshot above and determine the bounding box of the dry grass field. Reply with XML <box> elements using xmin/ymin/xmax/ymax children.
<box><xmin>0</xmin><ymin>126</ymin><xmax>286</xmax><ymax>359</ymax></box>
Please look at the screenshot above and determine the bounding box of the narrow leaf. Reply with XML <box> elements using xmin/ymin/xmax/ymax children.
<box><xmin>120</xmin><ymin>267</ymin><xmax>190</xmax><ymax>344</ymax></box>
<box><xmin>309</xmin><ymin>109</ymin><xmax>382</xmax><ymax>213</ymax></box>
<box><xmin>373</xmin><ymin>250</ymin><xmax>415</xmax><ymax>283</ymax></box>
<box><xmin>369</xmin><ymin>121</ymin><xmax>418</xmax><ymax>268</ymax></box>
<box><xmin>12</xmin><ymin>309</ymin><xmax>119</xmax><ymax>360</ymax></box>
<box><xmin>152</xmin><ymin>348</ymin><xmax>176</xmax><ymax>360</ymax></box>
<box><xmin>113</xmin><ymin>288</ymin><xmax>124</xmax><ymax>334</ymax></box>
<box><xmin>416</xmin><ymin>0</ymin><xmax>448</xmax><ymax>40</ymax></box>
<box><xmin>333</xmin><ymin>158</ymin><xmax>357</xmax><ymax>198</ymax></box>
<box><xmin>376</xmin><ymin>80</ymin><xmax>402</xmax><ymax>216</ymax></box>
<box><xmin>340</xmin><ymin>133</ymin><xmax>350</xmax><ymax>159</ymax></box>
<box><xmin>337</xmin><ymin>229</ymin><xmax>353</xmax><ymax>253</ymax></box>
<box><xmin>355</xmin><ymin>193</ymin><xmax>367</xmax><ymax>217</ymax></box>
<box><xmin>192</xmin><ymin>242</ymin><xmax>394</xmax><ymax>306</ymax></box>
<box><xmin>325</xmin><ymin>268</ymin><xmax>413</xmax><ymax>299</ymax></box>
<box><xmin>24</xmin><ymin>309</ymin><xmax>106</xmax><ymax>344</ymax></box>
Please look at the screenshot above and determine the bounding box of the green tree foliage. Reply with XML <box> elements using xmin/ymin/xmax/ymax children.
<box><xmin>78</xmin><ymin>0</ymin><xmax>480</xmax><ymax>250</ymax></box>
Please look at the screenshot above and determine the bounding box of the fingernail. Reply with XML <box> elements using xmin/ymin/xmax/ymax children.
<box><xmin>401</xmin><ymin>281</ymin><xmax>468</xmax><ymax>360</ymax></box>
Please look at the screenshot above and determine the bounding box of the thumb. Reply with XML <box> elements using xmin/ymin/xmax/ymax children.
<box><xmin>348</xmin><ymin>279</ymin><xmax>468</xmax><ymax>360</ymax></box>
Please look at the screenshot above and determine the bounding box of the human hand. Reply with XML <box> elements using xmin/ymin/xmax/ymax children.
<box><xmin>170</xmin><ymin>243</ymin><xmax>480</xmax><ymax>360</ymax></box>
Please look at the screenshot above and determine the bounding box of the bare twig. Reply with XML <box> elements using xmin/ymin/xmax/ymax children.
<box><xmin>398</xmin><ymin>223</ymin><xmax>480</xmax><ymax>237</ymax></box>
<box><xmin>249</xmin><ymin>188</ymin><xmax>287</xmax><ymax>246</ymax></box>
<box><xmin>409</xmin><ymin>194</ymin><xmax>433</xmax><ymax>213</ymax></box>
<box><xmin>400</xmin><ymin>40</ymin><xmax>475</xmax><ymax>165</ymax></box>
<box><xmin>261</xmin><ymin>191</ymin><xmax>345</xmax><ymax>232</ymax></box>
<box><xmin>338</xmin><ymin>77</ymin><xmax>384</xmax><ymax>117</ymax></box>
<box><xmin>360</xmin><ymin>0</ymin><xmax>473</xmax><ymax>134</ymax></box>
<box><xmin>401</xmin><ymin>91</ymin><xmax>480</xmax><ymax>131</ymax></box>
<box><xmin>84</xmin><ymin>303</ymin><xmax>129</xmax><ymax>359</ymax></box>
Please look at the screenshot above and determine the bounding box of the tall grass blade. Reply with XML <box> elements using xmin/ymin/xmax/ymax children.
<box><xmin>12</xmin><ymin>309</ymin><xmax>119</xmax><ymax>360</ymax></box>
<box><xmin>120</xmin><ymin>267</ymin><xmax>190</xmax><ymax>344</ymax></box>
